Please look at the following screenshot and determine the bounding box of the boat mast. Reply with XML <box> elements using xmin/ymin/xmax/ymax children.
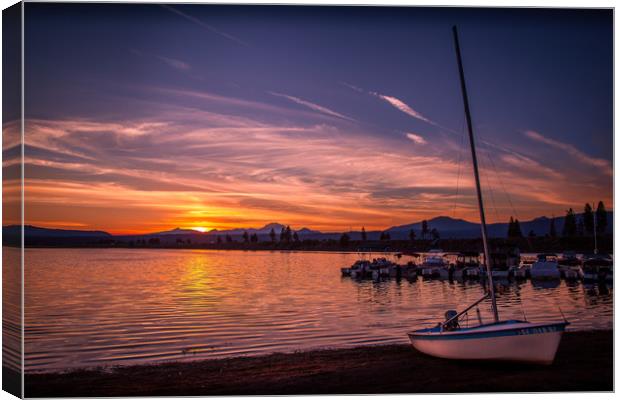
<box><xmin>593</xmin><ymin>202</ymin><xmax>598</xmax><ymax>254</ymax></box>
<box><xmin>452</xmin><ymin>26</ymin><xmax>499</xmax><ymax>323</ymax></box>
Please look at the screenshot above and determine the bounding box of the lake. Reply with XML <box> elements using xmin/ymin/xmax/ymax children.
<box><xmin>12</xmin><ymin>248</ymin><xmax>613</xmax><ymax>373</ymax></box>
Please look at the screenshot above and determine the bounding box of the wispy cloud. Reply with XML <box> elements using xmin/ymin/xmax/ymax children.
<box><xmin>371</xmin><ymin>91</ymin><xmax>437</xmax><ymax>126</ymax></box>
<box><xmin>524</xmin><ymin>130</ymin><xmax>612</xmax><ymax>174</ymax></box>
<box><xmin>268</xmin><ymin>91</ymin><xmax>355</xmax><ymax>122</ymax></box>
<box><xmin>339</xmin><ymin>81</ymin><xmax>364</xmax><ymax>93</ymax></box>
<box><xmin>156</xmin><ymin>55</ymin><xmax>191</xmax><ymax>72</ymax></box>
<box><xmin>15</xmin><ymin>85</ymin><xmax>612</xmax><ymax>233</ymax></box>
<box><xmin>161</xmin><ymin>5</ymin><xmax>249</xmax><ymax>47</ymax></box>
<box><xmin>340</xmin><ymin>82</ymin><xmax>438</xmax><ymax>128</ymax></box>
<box><xmin>406</xmin><ymin>132</ymin><xmax>427</xmax><ymax>145</ymax></box>
<box><xmin>130</xmin><ymin>49</ymin><xmax>192</xmax><ymax>73</ymax></box>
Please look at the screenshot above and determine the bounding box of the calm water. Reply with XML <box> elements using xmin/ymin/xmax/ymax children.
<box><xmin>16</xmin><ymin>248</ymin><xmax>613</xmax><ymax>373</ymax></box>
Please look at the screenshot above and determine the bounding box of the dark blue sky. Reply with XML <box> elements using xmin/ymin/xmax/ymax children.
<box><xmin>20</xmin><ymin>4</ymin><xmax>613</xmax><ymax>233</ymax></box>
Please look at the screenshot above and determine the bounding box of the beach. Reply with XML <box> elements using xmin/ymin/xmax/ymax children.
<box><xmin>25</xmin><ymin>330</ymin><xmax>612</xmax><ymax>396</ymax></box>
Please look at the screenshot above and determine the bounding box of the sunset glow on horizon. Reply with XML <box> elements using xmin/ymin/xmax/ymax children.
<box><xmin>4</xmin><ymin>6</ymin><xmax>611</xmax><ymax>235</ymax></box>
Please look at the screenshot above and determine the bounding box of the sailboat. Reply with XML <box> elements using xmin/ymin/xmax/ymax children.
<box><xmin>407</xmin><ymin>26</ymin><xmax>568</xmax><ymax>365</ymax></box>
<box><xmin>582</xmin><ymin>212</ymin><xmax>613</xmax><ymax>282</ymax></box>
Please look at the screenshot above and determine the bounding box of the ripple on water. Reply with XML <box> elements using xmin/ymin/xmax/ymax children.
<box><xmin>15</xmin><ymin>248</ymin><xmax>613</xmax><ymax>373</ymax></box>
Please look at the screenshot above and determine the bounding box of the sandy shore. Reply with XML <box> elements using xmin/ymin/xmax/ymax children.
<box><xmin>25</xmin><ymin>330</ymin><xmax>612</xmax><ymax>396</ymax></box>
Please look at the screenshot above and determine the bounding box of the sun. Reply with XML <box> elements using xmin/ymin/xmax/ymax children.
<box><xmin>192</xmin><ymin>227</ymin><xmax>209</xmax><ymax>233</ymax></box>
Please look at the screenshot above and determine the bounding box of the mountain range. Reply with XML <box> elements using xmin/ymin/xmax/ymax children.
<box><xmin>5</xmin><ymin>212</ymin><xmax>612</xmax><ymax>241</ymax></box>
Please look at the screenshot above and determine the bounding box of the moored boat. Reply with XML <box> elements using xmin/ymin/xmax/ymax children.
<box><xmin>558</xmin><ymin>251</ymin><xmax>580</xmax><ymax>267</ymax></box>
<box><xmin>480</xmin><ymin>250</ymin><xmax>520</xmax><ymax>280</ymax></box>
<box><xmin>581</xmin><ymin>253</ymin><xmax>613</xmax><ymax>282</ymax></box>
<box><xmin>389</xmin><ymin>261</ymin><xmax>417</xmax><ymax>279</ymax></box>
<box><xmin>348</xmin><ymin>260</ymin><xmax>371</xmax><ymax>279</ymax></box>
<box><xmin>420</xmin><ymin>255</ymin><xmax>446</xmax><ymax>278</ymax></box>
<box><xmin>439</xmin><ymin>251</ymin><xmax>480</xmax><ymax>280</ymax></box>
<box><xmin>513</xmin><ymin>262</ymin><xmax>529</xmax><ymax>280</ymax></box>
<box><xmin>558</xmin><ymin>251</ymin><xmax>583</xmax><ymax>281</ymax></box>
<box><xmin>530</xmin><ymin>254</ymin><xmax>561</xmax><ymax>280</ymax></box>
<box><xmin>370</xmin><ymin>257</ymin><xmax>395</xmax><ymax>280</ymax></box>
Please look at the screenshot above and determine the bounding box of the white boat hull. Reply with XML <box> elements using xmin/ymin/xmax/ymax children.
<box><xmin>464</xmin><ymin>268</ymin><xmax>479</xmax><ymax>279</ymax></box>
<box><xmin>530</xmin><ymin>260</ymin><xmax>560</xmax><ymax>280</ymax></box>
<box><xmin>409</xmin><ymin>321</ymin><xmax>567</xmax><ymax>365</ymax></box>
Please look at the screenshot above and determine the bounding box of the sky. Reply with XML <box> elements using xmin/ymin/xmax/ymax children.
<box><xmin>7</xmin><ymin>4</ymin><xmax>613</xmax><ymax>234</ymax></box>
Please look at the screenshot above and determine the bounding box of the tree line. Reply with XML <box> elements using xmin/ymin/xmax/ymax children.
<box><xmin>506</xmin><ymin>201</ymin><xmax>608</xmax><ymax>239</ymax></box>
<box><xmin>228</xmin><ymin>219</ymin><xmax>441</xmax><ymax>246</ymax></box>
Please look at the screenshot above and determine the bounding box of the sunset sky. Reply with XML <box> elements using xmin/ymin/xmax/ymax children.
<box><xmin>8</xmin><ymin>5</ymin><xmax>612</xmax><ymax>234</ymax></box>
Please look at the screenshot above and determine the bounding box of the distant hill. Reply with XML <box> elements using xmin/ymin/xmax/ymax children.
<box><xmin>148</xmin><ymin>223</ymin><xmax>321</xmax><ymax>238</ymax></box>
<box><xmin>3</xmin><ymin>211</ymin><xmax>613</xmax><ymax>245</ymax></box>
<box><xmin>386</xmin><ymin>213</ymin><xmax>613</xmax><ymax>239</ymax></box>
<box><xmin>149</xmin><ymin>227</ymin><xmax>204</xmax><ymax>236</ymax></box>
<box><xmin>4</xmin><ymin>225</ymin><xmax>111</xmax><ymax>238</ymax></box>
<box><xmin>387</xmin><ymin>216</ymin><xmax>479</xmax><ymax>238</ymax></box>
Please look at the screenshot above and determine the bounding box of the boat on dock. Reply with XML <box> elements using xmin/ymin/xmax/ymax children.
<box><xmin>389</xmin><ymin>261</ymin><xmax>418</xmax><ymax>280</ymax></box>
<box><xmin>420</xmin><ymin>254</ymin><xmax>446</xmax><ymax>278</ymax></box>
<box><xmin>439</xmin><ymin>252</ymin><xmax>480</xmax><ymax>280</ymax></box>
<box><xmin>558</xmin><ymin>251</ymin><xmax>583</xmax><ymax>281</ymax></box>
<box><xmin>513</xmin><ymin>262</ymin><xmax>529</xmax><ymax>280</ymax></box>
<box><xmin>346</xmin><ymin>260</ymin><xmax>372</xmax><ymax>279</ymax></box>
<box><xmin>581</xmin><ymin>253</ymin><xmax>613</xmax><ymax>282</ymax></box>
<box><xmin>408</xmin><ymin>26</ymin><xmax>568</xmax><ymax>365</ymax></box>
<box><xmin>480</xmin><ymin>250</ymin><xmax>520</xmax><ymax>280</ymax></box>
<box><xmin>530</xmin><ymin>254</ymin><xmax>561</xmax><ymax>280</ymax></box>
<box><xmin>343</xmin><ymin>257</ymin><xmax>415</xmax><ymax>280</ymax></box>
<box><xmin>370</xmin><ymin>258</ymin><xmax>396</xmax><ymax>280</ymax></box>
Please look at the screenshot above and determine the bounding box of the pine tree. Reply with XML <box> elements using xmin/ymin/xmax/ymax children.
<box><xmin>562</xmin><ymin>208</ymin><xmax>576</xmax><ymax>237</ymax></box>
<box><xmin>507</xmin><ymin>216</ymin><xmax>515</xmax><ymax>238</ymax></box>
<box><xmin>596</xmin><ymin>201</ymin><xmax>607</xmax><ymax>235</ymax></box>
<box><xmin>409</xmin><ymin>229</ymin><xmax>416</xmax><ymax>242</ymax></box>
<box><xmin>576</xmin><ymin>217</ymin><xmax>584</xmax><ymax>236</ymax></box>
<box><xmin>242</xmin><ymin>231</ymin><xmax>249</xmax><ymax>243</ymax></box>
<box><xmin>549</xmin><ymin>218</ymin><xmax>556</xmax><ymax>238</ymax></box>
<box><xmin>361</xmin><ymin>227</ymin><xmax>367</xmax><ymax>241</ymax></box>
<box><xmin>422</xmin><ymin>220</ymin><xmax>429</xmax><ymax>239</ymax></box>
<box><xmin>269</xmin><ymin>228</ymin><xmax>276</xmax><ymax>242</ymax></box>
<box><xmin>340</xmin><ymin>233</ymin><xmax>350</xmax><ymax>247</ymax></box>
<box><xmin>584</xmin><ymin>203</ymin><xmax>594</xmax><ymax>235</ymax></box>
<box><xmin>514</xmin><ymin>219</ymin><xmax>522</xmax><ymax>237</ymax></box>
<box><xmin>293</xmin><ymin>231</ymin><xmax>299</xmax><ymax>242</ymax></box>
<box><xmin>250</xmin><ymin>233</ymin><xmax>258</xmax><ymax>243</ymax></box>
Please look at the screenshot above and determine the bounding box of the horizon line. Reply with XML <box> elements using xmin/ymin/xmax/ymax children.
<box><xmin>7</xmin><ymin>210</ymin><xmax>612</xmax><ymax>236</ymax></box>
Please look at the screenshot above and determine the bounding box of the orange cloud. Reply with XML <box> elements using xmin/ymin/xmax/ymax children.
<box><xmin>12</xmin><ymin>87</ymin><xmax>612</xmax><ymax>234</ymax></box>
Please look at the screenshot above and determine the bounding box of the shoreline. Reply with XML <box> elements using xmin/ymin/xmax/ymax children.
<box><xmin>25</xmin><ymin>330</ymin><xmax>612</xmax><ymax>396</ymax></box>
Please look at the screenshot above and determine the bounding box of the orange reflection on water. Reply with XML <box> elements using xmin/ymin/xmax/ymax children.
<box><xmin>23</xmin><ymin>248</ymin><xmax>612</xmax><ymax>373</ymax></box>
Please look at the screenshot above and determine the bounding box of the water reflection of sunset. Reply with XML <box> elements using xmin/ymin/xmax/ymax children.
<box><xmin>22</xmin><ymin>248</ymin><xmax>613</xmax><ymax>373</ymax></box>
